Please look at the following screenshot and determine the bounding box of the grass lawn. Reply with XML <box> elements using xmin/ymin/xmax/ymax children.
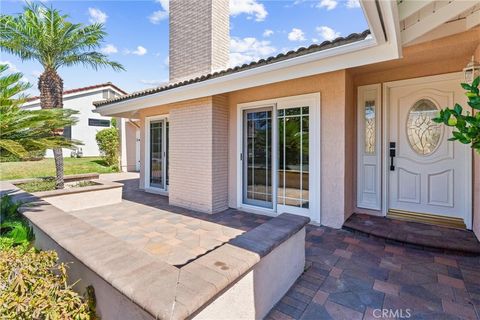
<box><xmin>0</xmin><ymin>157</ymin><xmax>117</xmax><ymax>181</ymax></box>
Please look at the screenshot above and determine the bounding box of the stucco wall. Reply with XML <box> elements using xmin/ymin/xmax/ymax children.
<box><xmin>227</xmin><ymin>70</ymin><xmax>349</xmax><ymax>228</ymax></box>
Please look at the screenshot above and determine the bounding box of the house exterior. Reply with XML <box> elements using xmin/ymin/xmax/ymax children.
<box><xmin>94</xmin><ymin>1</ymin><xmax>480</xmax><ymax>238</ymax></box>
<box><xmin>23</xmin><ymin>83</ymin><xmax>140</xmax><ymax>172</ymax></box>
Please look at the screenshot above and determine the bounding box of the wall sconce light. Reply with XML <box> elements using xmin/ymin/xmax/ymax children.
<box><xmin>463</xmin><ymin>56</ymin><xmax>480</xmax><ymax>84</ymax></box>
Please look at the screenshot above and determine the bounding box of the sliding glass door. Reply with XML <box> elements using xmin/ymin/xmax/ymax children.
<box><xmin>277</xmin><ymin>107</ymin><xmax>309</xmax><ymax>211</ymax></box>
<box><xmin>243</xmin><ymin>109</ymin><xmax>273</xmax><ymax>208</ymax></box>
<box><xmin>149</xmin><ymin>118</ymin><xmax>169</xmax><ymax>191</ymax></box>
<box><xmin>242</xmin><ymin>105</ymin><xmax>310</xmax><ymax>216</ymax></box>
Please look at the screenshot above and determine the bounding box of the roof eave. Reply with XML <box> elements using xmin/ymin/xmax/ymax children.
<box><xmin>95</xmin><ymin>0</ymin><xmax>402</xmax><ymax>117</ymax></box>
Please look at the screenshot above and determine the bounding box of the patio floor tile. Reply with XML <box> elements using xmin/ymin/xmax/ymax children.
<box><xmin>97</xmin><ymin>173</ymin><xmax>480</xmax><ymax>319</ymax></box>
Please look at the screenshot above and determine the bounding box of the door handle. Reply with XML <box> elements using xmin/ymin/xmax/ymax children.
<box><xmin>389</xmin><ymin>142</ymin><xmax>396</xmax><ymax>171</ymax></box>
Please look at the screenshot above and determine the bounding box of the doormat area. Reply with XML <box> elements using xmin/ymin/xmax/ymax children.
<box><xmin>343</xmin><ymin>213</ymin><xmax>480</xmax><ymax>255</ymax></box>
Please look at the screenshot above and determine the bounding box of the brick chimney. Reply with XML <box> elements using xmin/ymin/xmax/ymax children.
<box><xmin>169</xmin><ymin>0</ymin><xmax>230</xmax><ymax>83</ymax></box>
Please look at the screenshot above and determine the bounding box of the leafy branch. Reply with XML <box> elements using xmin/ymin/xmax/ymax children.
<box><xmin>433</xmin><ymin>76</ymin><xmax>480</xmax><ymax>153</ymax></box>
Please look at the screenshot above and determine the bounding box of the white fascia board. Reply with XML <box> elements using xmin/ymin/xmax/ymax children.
<box><xmin>97</xmin><ymin>40</ymin><xmax>400</xmax><ymax>117</ymax></box>
<box><xmin>96</xmin><ymin>1</ymin><xmax>402</xmax><ymax>117</ymax></box>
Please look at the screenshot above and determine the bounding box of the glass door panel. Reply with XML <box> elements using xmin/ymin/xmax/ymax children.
<box><xmin>150</xmin><ymin>121</ymin><xmax>163</xmax><ymax>189</ymax></box>
<box><xmin>243</xmin><ymin>109</ymin><xmax>273</xmax><ymax>208</ymax></box>
<box><xmin>278</xmin><ymin>107</ymin><xmax>309</xmax><ymax>209</ymax></box>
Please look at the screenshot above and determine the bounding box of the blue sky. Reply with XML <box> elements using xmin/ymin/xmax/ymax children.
<box><xmin>1</xmin><ymin>0</ymin><xmax>368</xmax><ymax>95</ymax></box>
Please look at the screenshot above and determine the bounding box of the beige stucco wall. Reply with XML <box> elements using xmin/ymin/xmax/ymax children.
<box><xmin>227</xmin><ymin>70</ymin><xmax>350</xmax><ymax>228</ymax></box>
<box><xmin>138</xmin><ymin>96</ymin><xmax>229</xmax><ymax>214</ymax></box>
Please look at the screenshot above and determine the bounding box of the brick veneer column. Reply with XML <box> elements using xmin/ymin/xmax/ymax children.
<box><xmin>168</xmin><ymin>96</ymin><xmax>229</xmax><ymax>213</ymax></box>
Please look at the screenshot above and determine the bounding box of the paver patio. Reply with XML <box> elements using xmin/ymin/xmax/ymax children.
<box><xmin>99</xmin><ymin>173</ymin><xmax>480</xmax><ymax>319</ymax></box>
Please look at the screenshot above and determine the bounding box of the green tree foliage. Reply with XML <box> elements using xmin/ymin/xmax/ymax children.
<box><xmin>433</xmin><ymin>76</ymin><xmax>480</xmax><ymax>153</ymax></box>
<box><xmin>96</xmin><ymin>127</ymin><xmax>119</xmax><ymax>168</ymax></box>
<box><xmin>0</xmin><ymin>2</ymin><xmax>124</xmax><ymax>189</ymax></box>
<box><xmin>0</xmin><ymin>64</ymin><xmax>81</xmax><ymax>159</ymax></box>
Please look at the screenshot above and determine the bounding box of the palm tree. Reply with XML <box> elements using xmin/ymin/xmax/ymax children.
<box><xmin>0</xmin><ymin>64</ymin><xmax>81</xmax><ymax>160</ymax></box>
<box><xmin>0</xmin><ymin>3</ymin><xmax>124</xmax><ymax>188</ymax></box>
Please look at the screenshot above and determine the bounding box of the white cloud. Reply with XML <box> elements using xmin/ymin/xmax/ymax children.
<box><xmin>317</xmin><ymin>0</ymin><xmax>338</xmax><ymax>10</ymax></box>
<box><xmin>230</xmin><ymin>0</ymin><xmax>268</xmax><ymax>22</ymax></box>
<box><xmin>140</xmin><ymin>79</ymin><xmax>168</xmax><ymax>86</ymax></box>
<box><xmin>316</xmin><ymin>26</ymin><xmax>340</xmax><ymax>41</ymax></box>
<box><xmin>88</xmin><ymin>7</ymin><xmax>108</xmax><ymax>24</ymax></box>
<box><xmin>164</xmin><ymin>56</ymin><xmax>169</xmax><ymax>67</ymax></box>
<box><xmin>288</xmin><ymin>28</ymin><xmax>306</xmax><ymax>41</ymax></box>
<box><xmin>149</xmin><ymin>10</ymin><xmax>168</xmax><ymax>24</ymax></box>
<box><xmin>101</xmin><ymin>44</ymin><xmax>118</xmax><ymax>55</ymax></box>
<box><xmin>346</xmin><ymin>0</ymin><xmax>360</xmax><ymax>8</ymax></box>
<box><xmin>229</xmin><ymin>37</ymin><xmax>276</xmax><ymax>67</ymax></box>
<box><xmin>263</xmin><ymin>29</ymin><xmax>274</xmax><ymax>37</ymax></box>
<box><xmin>0</xmin><ymin>60</ymin><xmax>18</xmax><ymax>72</ymax></box>
<box><xmin>149</xmin><ymin>0</ymin><xmax>169</xmax><ymax>24</ymax></box>
<box><xmin>132</xmin><ymin>46</ymin><xmax>147</xmax><ymax>56</ymax></box>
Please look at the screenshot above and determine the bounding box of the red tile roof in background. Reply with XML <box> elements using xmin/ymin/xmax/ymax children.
<box><xmin>26</xmin><ymin>82</ymin><xmax>127</xmax><ymax>102</ymax></box>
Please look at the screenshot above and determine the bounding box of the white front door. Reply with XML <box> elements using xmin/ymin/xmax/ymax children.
<box><xmin>388</xmin><ymin>75</ymin><xmax>471</xmax><ymax>228</ymax></box>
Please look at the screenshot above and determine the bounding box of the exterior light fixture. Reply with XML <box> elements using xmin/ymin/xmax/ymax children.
<box><xmin>463</xmin><ymin>56</ymin><xmax>480</xmax><ymax>84</ymax></box>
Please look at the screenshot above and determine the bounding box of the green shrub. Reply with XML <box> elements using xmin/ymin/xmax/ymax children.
<box><xmin>0</xmin><ymin>194</ymin><xmax>21</xmax><ymax>222</ymax></box>
<box><xmin>95</xmin><ymin>127</ymin><xmax>119</xmax><ymax>169</ymax></box>
<box><xmin>0</xmin><ymin>194</ymin><xmax>33</xmax><ymax>247</ymax></box>
<box><xmin>0</xmin><ymin>246</ymin><xmax>94</xmax><ymax>319</ymax></box>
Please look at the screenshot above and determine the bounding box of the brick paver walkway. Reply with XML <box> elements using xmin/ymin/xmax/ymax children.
<box><xmin>267</xmin><ymin>226</ymin><xmax>480</xmax><ymax>320</ymax></box>
<box><xmin>101</xmin><ymin>173</ymin><xmax>480</xmax><ymax>319</ymax></box>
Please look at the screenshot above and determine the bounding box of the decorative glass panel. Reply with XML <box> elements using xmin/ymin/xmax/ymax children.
<box><xmin>364</xmin><ymin>100</ymin><xmax>375</xmax><ymax>154</ymax></box>
<box><xmin>406</xmin><ymin>99</ymin><xmax>442</xmax><ymax>155</ymax></box>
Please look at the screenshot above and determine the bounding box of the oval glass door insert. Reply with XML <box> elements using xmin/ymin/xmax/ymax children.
<box><xmin>406</xmin><ymin>99</ymin><xmax>442</xmax><ymax>155</ymax></box>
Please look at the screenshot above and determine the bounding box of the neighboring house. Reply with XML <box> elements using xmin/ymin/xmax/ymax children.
<box><xmin>23</xmin><ymin>83</ymin><xmax>140</xmax><ymax>172</ymax></box>
<box><xmin>94</xmin><ymin>1</ymin><xmax>480</xmax><ymax>238</ymax></box>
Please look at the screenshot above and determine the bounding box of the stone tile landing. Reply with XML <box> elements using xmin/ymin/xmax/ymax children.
<box><xmin>344</xmin><ymin>213</ymin><xmax>480</xmax><ymax>255</ymax></box>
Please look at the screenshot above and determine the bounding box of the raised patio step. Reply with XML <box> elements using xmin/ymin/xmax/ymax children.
<box><xmin>343</xmin><ymin>213</ymin><xmax>480</xmax><ymax>255</ymax></box>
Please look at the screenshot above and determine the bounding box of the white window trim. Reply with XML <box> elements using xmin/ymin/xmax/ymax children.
<box><xmin>144</xmin><ymin>114</ymin><xmax>169</xmax><ymax>195</ymax></box>
<box><xmin>236</xmin><ymin>93</ymin><xmax>321</xmax><ymax>224</ymax></box>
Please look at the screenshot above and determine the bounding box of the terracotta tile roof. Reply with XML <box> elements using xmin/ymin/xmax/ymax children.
<box><xmin>26</xmin><ymin>82</ymin><xmax>127</xmax><ymax>102</ymax></box>
<box><xmin>94</xmin><ymin>30</ymin><xmax>370</xmax><ymax>108</ymax></box>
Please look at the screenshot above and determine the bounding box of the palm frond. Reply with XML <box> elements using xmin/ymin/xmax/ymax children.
<box><xmin>0</xmin><ymin>3</ymin><xmax>125</xmax><ymax>72</ymax></box>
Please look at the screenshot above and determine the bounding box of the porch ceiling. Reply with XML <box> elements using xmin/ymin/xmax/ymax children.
<box><xmin>349</xmin><ymin>27</ymin><xmax>480</xmax><ymax>76</ymax></box>
<box><xmin>398</xmin><ymin>0</ymin><xmax>480</xmax><ymax>45</ymax></box>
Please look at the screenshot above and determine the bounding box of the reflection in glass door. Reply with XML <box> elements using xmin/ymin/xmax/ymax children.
<box><xmin>242</xmin><ymin>106</ymin><xmax>310</xmax><ymax>214</ymax></box>
<box><xmin>243</xmin><ymin>109</ymin><xmax>273</xmax><ymax>208</ymax></box>
<box><xmin>278</xmin><ymin>107</ymin><xmax>309</xmax><ymax>209</ymax></box>
<box><xmin>149</xmin><ymin>119</ymin><xmax>169</xmax><ymax>190</ymax></box>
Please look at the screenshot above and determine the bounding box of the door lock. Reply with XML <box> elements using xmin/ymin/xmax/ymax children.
<box><xmin>389</xmin><ymin>142</ymin><xmax>396</xmax><ymax>171</ymax></box>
